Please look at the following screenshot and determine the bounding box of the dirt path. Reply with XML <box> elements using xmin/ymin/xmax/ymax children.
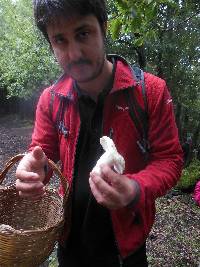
<box><xmin>0</xmin><ymin>121</ymin><xmax>32</xmax><ymax>158</ymax></box>
<box><xmin>0</xmin><ymin>115</ymin><xmax>199</xmax><ymax>267</ymax></box>
<box><xmin>0</xmin><ymin>116</ymin><xmax>33</xmax><ymax>182</ymax></box>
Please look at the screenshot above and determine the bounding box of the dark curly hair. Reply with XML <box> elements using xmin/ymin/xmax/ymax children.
<box><xmin>33</xmin><ymin>0</ymin><xmax>108</xmax><ymax>41</ymax></box>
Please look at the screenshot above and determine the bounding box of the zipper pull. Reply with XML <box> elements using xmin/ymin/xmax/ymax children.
<box><xmin>58</xmin><ymin>121</ymin><xmax>68</xmax><ymax>138</ymax></box>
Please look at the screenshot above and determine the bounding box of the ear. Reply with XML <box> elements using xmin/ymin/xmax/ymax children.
<box><xmin>102</xmin><ymin>21</ymin><xmax>107</xmax><ymax>37</ymax></box>
<box><xmin>103</xmin><ymin>21</ymin><xmax>107</xmax><ymax>31</ymax></box>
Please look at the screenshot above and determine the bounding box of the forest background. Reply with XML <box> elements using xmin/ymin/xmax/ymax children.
<box><xmin>0</xmin><ymin>0</ymin><xmax>199</xmax><ymax>146</ymax></box>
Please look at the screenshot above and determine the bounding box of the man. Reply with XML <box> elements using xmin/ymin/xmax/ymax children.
<box><xmin>16</xmin><ymin>0</ymin><xmax>183</xmax><ymax>266</ymax></box>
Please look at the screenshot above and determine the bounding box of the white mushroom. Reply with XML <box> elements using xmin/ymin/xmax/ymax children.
<box><xmin>92</xmin><ymin>136</ymin><xmax>125</xmax><ymax>175</ymax></box>
<box><xmin>0</xmin><ymin>224</ymin><xmax>24</xmax><ymax>234</ymax></box>
<box><xmin>0</xmin><ymin>224</ymin><xmax>16</xmax><ymax>234</ymax></box>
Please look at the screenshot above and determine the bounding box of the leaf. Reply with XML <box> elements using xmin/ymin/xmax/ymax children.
<box><xmin>134</xmin><ymin>36</ymin><xmax>144</xmax><ymax>47</ymax></box>
<box><xmin>110</xmin><ymin>18</ymin><xmax>123</xmax><ymax>39</ymax></box>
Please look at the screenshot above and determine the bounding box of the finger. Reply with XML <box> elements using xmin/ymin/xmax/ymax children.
<box><xmin>89</xmin><ymin>177</ymin><xmax>104</xmax><ymax>204</ymax></box>
<box><xmin>16</xmin><ymin>169</ymin><xmax>41</xmax><ymax>182</ymax></box>
<box><xmin>16</xmin><ymin>179</ymin><xmax>45</xmax><ymax>193</ymax></box>
<box><xmin>17</xmin><ymin>149</ymin><xmax>46</xmax><ymax>173</ymax></box>
<box><xmin>31</xmin><ymin>147</ymin><xmax>47</xmax><ymax>171</ymax></box>
<box><xmin>89</xmin><ymin>176</ymin><xmax>113</xmax><ymax>207</ymax></box>
<box><xmin>32</xmin><ymin>146</ymin><xmax>45</xmax><ymax>161</ymax></box>
<box><xmin>100</xmin><ymin>165</ymin><xmax>124</xmax><ymax>191</ymax></box>
<box><xmin>89</xmin><ymin>174</ymin><xmax>119</xmax><ymax>203</ymax></box>
<box><xmin>89</xmin><ymin>177</ymin><xmax>120</xmax><ymax>210</ymax></box>
<box><xmin>90</xmin><ymin>172</ymin><xmax>112</xmax><ymax>192</ymax></box>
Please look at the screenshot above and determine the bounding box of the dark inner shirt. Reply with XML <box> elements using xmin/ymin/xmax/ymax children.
<box><xmin>65</xmin><ymin>60</ymin><xmax>120</xmax><ymax>266</ymax></box>
<box><xmin>71</xmin><ymin>93</ymin><xmax>104</xmax><ymax>242</ymax></box>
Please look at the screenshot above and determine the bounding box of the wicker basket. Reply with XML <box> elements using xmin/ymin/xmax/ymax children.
<box><xmin>0</xmin><ymin>154</ymin><xmax>70</xmax><ymax>267</ymax></box>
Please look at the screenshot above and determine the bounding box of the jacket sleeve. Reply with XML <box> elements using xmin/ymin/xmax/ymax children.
<box><xmin>126</xmin><ymin>74</ymin><xmax>183</xmax><ymax>209</ymax></box>
<box><xmin>29</xmin><ymin>87</ymin><xmax>60</xmax><ymax>163</ymax></box>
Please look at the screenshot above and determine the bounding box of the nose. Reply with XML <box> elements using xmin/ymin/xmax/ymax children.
<box><xmin>67</xmin><ymin>40</ymin><xmax>82</xmax><ymax>63</ymax></box>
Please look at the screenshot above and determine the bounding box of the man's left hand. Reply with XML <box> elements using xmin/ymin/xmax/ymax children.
<box><xmin>89</xmin><ymin>164</ymin><xmax>139</xmax><ymax>210</ymax></box>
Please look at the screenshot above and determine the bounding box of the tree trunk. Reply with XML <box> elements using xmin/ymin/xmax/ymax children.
<box><xmin>136</xmin><ymin>45</ymin><xmax>146</xmax><ymax>69</ymax></box>
<box><xmin>175</xmin><ymin>102</ymin><xmax>183</xmax><ymax>141</ymax></box>
<box><xmin>193</xmin><ymin>120</ymin><xmax>200</xmax><ymax>148</ymax></box>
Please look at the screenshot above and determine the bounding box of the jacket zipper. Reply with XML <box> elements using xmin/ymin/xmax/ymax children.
<box><xmin>71</xmin><ymin>124</ymin><xmax>81</xmax><ymax>193</ymax></box>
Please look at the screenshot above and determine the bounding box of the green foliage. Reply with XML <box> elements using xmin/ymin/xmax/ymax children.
<box><xmin>108</xmin><ymin>0</ymin><xmax>178</xmax><ymax>46</ymax></box>
<box><xmin>109</xmin><ymin>18</ymin><xmax>122</xmax><ymax>40</ymax></box>
<box><xmin>145</xmin><ymin>1</ymin><xmax>200</xmax><ymax>143</ymax></box>
<box><xmin>0</xmin><ymin>0</ymin><xmax>60</xmax><ymax>99</ymax></box>
<box><xmin>0</xmin><ymin>0</ymin><xmax>199</xmax><ymax>146</ymax></box>
<box><xmin>176</xmin><ymin>159</ymin><xmax>200</xmax><ymax>190</ymax></box>
<box><xmin>107</xmin><ymin>0</ymin><xmax>200</xmax><ymax>144</ymax></box>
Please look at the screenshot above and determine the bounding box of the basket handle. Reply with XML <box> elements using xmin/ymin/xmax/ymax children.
<box><xmin>0</xmin><ymin>154</ymin><xmax>69</xmax><ymax>205</ymax></box>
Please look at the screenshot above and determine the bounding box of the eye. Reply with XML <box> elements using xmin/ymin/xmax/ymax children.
<box><xmin>77</xmin><ymin>31</ymin><xmax>90</xmax><ymax>40</ymax></box>
<box><xmin>54</xmin><ymin>35</ymin><xmax>66</xmax><ymax>44</ymax></box>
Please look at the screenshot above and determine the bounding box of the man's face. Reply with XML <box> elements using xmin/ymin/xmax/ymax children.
<box><xmin>47</xmin><ymin>15</ymin><xmax>106</xmax><ymax>83</ymax></box>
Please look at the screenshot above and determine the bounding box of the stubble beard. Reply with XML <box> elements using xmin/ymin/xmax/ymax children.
<box><xmin>65</xmin><ymin>47</ymin><xmax>106</xmax><ymax>84</ymax></box>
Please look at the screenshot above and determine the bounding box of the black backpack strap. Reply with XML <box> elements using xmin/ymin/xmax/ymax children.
<box><xmin>132</xmin><ymin>66</ymin><xmax>149</xmax><ymax>145</ymax></box>
<box><xmin>56</xmin><ymin>96</ymin><xmax>69</xmax><ymax>138</ymax></box>
<box><xmin>49</xmin><ymin>73</ymin><xmax>66</xmax><ymax>120</ymax></box>
<box><xmin>49</xmin><ymin>91</ymin><xmax>69</xmax><ymax>138</ymax></box>
<box><xmin>125</xmin><ymin>66</ymin><xmax>150</xmax><ymax>160</ymax></box>
<box><xmin>49</xmin><ymin>74</ymin><xmax>70</xmax><ymax>139</ymax></box>
<box><xmin>49</xmin><ymin>89</ymin><xmax>55</xmax><ymax>118</ymax></box>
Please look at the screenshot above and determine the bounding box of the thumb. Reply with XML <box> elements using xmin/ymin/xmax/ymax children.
<box><xmin>30</xmin><ymin>146</ymin><xmax>47</xmax><ymax>181</ymax></box>
<box><xmin>32</xmin><ymin>146</ymin><xmax>45</xmax><ymax>161</ymax></box>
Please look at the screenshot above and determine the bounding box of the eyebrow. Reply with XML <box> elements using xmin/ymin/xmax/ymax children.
<box><xmin>74</xmin><ymin>24</ymin><xmax>93</xmax><ymax>33</ymax></box>
<box><xmin>53</xmin><ymin>33</ymin><xmax>63</xmax><ymax>39</ymax></box>
<box><xmin>51</xmin><ymin>22</ymin><xmax>93</xmax><ymax>40</ymax></box>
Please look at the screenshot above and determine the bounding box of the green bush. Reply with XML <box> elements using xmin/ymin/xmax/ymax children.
<box><xmin>176</xmin><ymin>159</ymin><xmax>200</xmax><ymax>191</ymax></box>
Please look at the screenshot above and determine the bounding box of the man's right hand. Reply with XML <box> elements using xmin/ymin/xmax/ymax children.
<box><xmin>16</xmin><ymin>146</ymin><xmax>47</xmax><ymax>199</ymax></box>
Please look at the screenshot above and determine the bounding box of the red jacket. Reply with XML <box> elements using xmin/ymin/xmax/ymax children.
<box><xmin>30</xmin><ymin>56</ymin><xmax>183</xmax><ymax>258</ymax></box>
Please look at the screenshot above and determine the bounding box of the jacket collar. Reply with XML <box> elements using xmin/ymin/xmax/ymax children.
<box><xmin>109</xmin><ymin>54</ymin><xmax>137</xmax><ymax>93</ymax></box>
<box><xmin>50</xmin><ymin>54</ymin><xmax>137</xmax><ymax>98</ymax></box>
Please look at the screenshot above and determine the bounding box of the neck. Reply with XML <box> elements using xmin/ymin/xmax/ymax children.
<box><xmin>77</xmin><ymin>59</ymin><xmax>113</xmax><ymax>101</ymax></box>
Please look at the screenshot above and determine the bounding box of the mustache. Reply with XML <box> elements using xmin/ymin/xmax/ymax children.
<box><xmin>66</xmin><ymin>58</ymin><xmax>92</xmax><ymax>70</ymax></box>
